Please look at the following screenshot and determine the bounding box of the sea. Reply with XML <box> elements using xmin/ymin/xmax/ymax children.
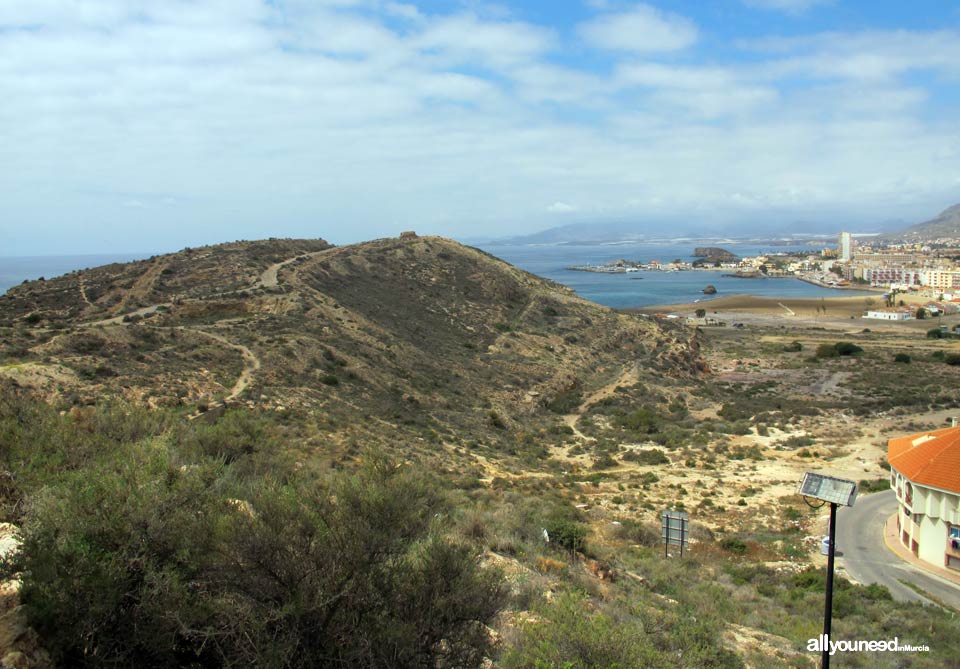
<box><xmin>475</xmin><ymin>242</ymin><xmax>877</xmax><ymax>308</ymax></box>
<box><xmin>0</xmin><ymin>242</ymin><xmax>875</xmax><ymax>309</ymax></box>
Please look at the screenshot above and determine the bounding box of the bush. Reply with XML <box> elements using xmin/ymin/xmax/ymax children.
<box><xmin>782</xmin><ymin>341</ymin><xmax>803</xmax><ymax>352</ymax></box>
<box><xmin>622</xmin><ymin>448</ymin><xmax>669</xmax><ymax>465</ymax></box>
<box><xmin>720</xmin><ymin>537</ymin><xmax>748</xmax><ymax>555</ymax></box>
<box><xmin>893</xmin><ymin>353</ymin><xmax>911</xmax><ymax>363</ymax></box>
<box><xmin>946</xmin><ymin>354</ymin><xmax>960</xmax><ymax>366</ymax></box>
<box><xmin>545</xmin><ymin>514</ymin><xmax>589</xmax><ymax>552</ymax></box>
<box><xmin>815</xmin><ymin>342</ymin><xmax>863</xmax><ymax>358</ymax></box>
<box><xmin>501</xmin><ymin>593</ymin><xmax>667</xmax><ymax>669</ymax></box>
<box><xmin>9</xmin><ymin>453</ymin><xmax>507</xmax><ymax>668</ymax></box>
<box><xmin>616</xmin><ymin>407</ymin><xmax>662</xmax><ymax>434</ymax></box>
<box><xmin>545</xmin><ymin>387</ymin><xmax>583</xmax><ymax>414</ymax></box>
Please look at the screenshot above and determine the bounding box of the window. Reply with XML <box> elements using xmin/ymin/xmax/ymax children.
<box><xmin>950</xmin><ymin>526</ymin><xmax>960</xmax><ymax>539</ymax></box>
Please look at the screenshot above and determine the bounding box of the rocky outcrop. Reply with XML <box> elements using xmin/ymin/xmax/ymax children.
<box><xmin>693</xmin><ymin>247</ymin><xmax>738</xmax><ymax>263</ymax></box>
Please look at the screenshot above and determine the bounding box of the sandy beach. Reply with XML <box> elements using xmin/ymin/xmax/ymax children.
<box><xmin>631</xmin><ymin>293</ymin><xmax>945</xmax><ymax>329</ymax></box>
<box><xmin>637</xmin><ymin>294</ymin><xmax>876</xmax><ymax>317</ymax></box>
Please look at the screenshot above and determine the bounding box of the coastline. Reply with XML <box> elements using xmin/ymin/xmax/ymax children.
<box><xmin>627</xmin><ymin>294</ymin><xmax>884</xmax><ymax>326</ymax></box>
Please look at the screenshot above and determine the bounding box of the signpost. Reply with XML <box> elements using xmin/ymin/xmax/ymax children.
<box><xmin>661</xmin><ymin>509</ymin><xmax>689</xmax><ymax>557</ymax></box>
<box><xmin>798</xmin><ymin>473</ymin><xmax>858</xmax><ymax>669</ymax></box>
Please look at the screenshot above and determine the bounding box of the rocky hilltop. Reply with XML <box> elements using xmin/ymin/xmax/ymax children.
<box><xmin>0</xmin><ymin>235</ymin><xmax>702</xmax><ymax>461</ymax></box>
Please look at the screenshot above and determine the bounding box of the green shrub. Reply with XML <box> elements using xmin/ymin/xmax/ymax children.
<box><xmin>545</xmin><ymin>514</ymin><xmax>589</xmax><ymax>552</ymax></box>
<box><xmin>616</xmin><ymin>407</ymin><xmax>662</xmax><ymax>434</ymax></box>
<box><xmin>782</xmin><ymin>341</ymin><xmax>803</xmax><ymax>352</ymax></box>
<box><xmin>622</xmin><ymin>448</ymin><xmax>669</xmax><ymax>465</ymax></box>
<box><xmin>893</xmin><ymin>353</ymin><xmax>911</xmax><ymax>363</ymax></box>
<box><xmin>546</xmin><ymin>387</ymin><xmax>583</xmax><ymax>414</ymax></box>
<box><xmin>8</xmin><ymin>453</ymin><xmax>507</xmax><ymax>668</ymax></box>
<box><xmin>815</xmin><ymin>342</ymin><xmax>863</xmax><ymax>359</ymax></box>
<box><xmin>720</xmin><ymin>537</ymin><xmax>748</xmax><ymax>555</ymax></box>
<box><xmin>501</xmin><ymin>593</ymin><xmax>667</xmax><ymax>669</ymax></box>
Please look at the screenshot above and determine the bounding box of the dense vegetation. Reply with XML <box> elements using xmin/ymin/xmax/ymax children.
<box><xmin>2</xmin><ymin>385</ymin><xmax>958</xmax><ymax>668</ymax></box>
<box><xmin>0</xmin><ymin>385</ymin><xmax>503</xmax><ymax>668</ymax></box>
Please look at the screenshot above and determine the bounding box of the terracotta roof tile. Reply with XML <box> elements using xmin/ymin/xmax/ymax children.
<box><xmin>888</xmin><ymin>426</ymin><xmax>960</xmax><ymax>493</ymax></box>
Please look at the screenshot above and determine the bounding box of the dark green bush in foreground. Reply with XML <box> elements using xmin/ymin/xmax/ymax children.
<box><xmin>7</xmin><ymin>449</ymin><xmax>505</xmax><ymax>668</ymax></box>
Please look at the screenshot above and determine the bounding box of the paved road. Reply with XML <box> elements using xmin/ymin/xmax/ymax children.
<box><xmin>837</xmin><ymin>489</ymin><xmax>960</xmax><ymax>609</ymax></box>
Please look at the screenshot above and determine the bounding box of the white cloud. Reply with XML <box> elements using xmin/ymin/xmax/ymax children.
<box><xmin>578</xmin><ymin>3</ymin><xmax>698</xmax><ymax>52</ymax></box>
<box><xmin>743</xmin><ymin>0</ymin><xmax>832</xmax><ymax>13</ymax></box>
<box><xmin>748</xmin><ymin>30</ymin><xmax>960</xmax><ymax>82</ymax></box>
<box><xmin>547</xmin><ymin>202</ymin><xmax>576</xmax><ymax>213</ymax></box>
<box><xmin>414</xmin><ymin>13</ymin><xmax>554</xmax><ymax>70</ymax></box>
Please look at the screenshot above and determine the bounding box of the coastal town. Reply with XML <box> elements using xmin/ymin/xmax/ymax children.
<box><xmin>570</xmin><ymin>231</ymin><xmax>960</xmax><ymax>321</ymax></box>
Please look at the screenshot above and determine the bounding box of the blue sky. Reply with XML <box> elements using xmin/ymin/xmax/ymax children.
<box><xmin>1</xmin><ymin>0</ymin><xmax>959</xmax><ymax>254</ymax></box>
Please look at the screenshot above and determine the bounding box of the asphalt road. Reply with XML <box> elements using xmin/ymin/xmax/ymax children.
<box><xmin>837</xmin><ymin>489</ymin><xmax>960</xmax><ymax>610</ymax></box>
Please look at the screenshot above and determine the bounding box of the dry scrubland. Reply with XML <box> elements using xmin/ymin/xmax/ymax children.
<box><xmin>0</xmin><ymin>237</ymin><xmax>958</xmax><ymax>668</ymax></box>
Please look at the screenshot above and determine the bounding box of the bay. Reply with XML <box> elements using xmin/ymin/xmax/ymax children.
<box><xmin>476</xmin><ymin>242</ymin><xmax>876</xmax><ymax>309</ymax></box>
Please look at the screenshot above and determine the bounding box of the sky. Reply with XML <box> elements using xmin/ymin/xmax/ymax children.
<box><xmin>1</xmin><ymin>0</ymin><xmax>959</xmax><ymax>254</ymax></box>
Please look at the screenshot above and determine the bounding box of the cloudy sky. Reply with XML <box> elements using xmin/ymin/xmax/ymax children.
<box><xmin>1</xmin><ymin>0</ymin><xmax>959</xmax><ymax>254</ymax></box>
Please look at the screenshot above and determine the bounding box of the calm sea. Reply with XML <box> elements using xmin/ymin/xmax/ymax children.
<box><xmin>476</xmin><ymin>242</ymin><xmax>876</xmax><ymax>308</ymax></box>
<box><xmin>1</xmin><ymin>243</ymin><xmax>874</xmax><ymax>308</ymax></box>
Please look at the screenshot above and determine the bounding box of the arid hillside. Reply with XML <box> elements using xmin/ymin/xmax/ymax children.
<box><xmin>0</xmin><ymin>234</ymin><xmax>702</xmax><ymax>465</ymax></box>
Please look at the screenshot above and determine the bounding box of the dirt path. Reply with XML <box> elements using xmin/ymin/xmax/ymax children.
<box><xmin>563</xmin><ymin>362</ymin><xmax>640</xmax><ymax>441</ymax></box>
<box><xmin>257</xmin><ymin>251</ymin><xmax>328</xmax><ymax>289</ymax></box>
<box><xmin>78</xmin><ymin>272</ymin><xmax>94</xmax><ymax>307</ymax></box>
<box><xmin>810</xmin><ymin>370</ymin><xmax>847</xmax><ymax>395</ymax></box>
<box><xmin>191</xmin><ymin>330</ymin><xmax>261</xmax><ymax>401</ymax></box>
<box><xmin>81</xmin><ymin>303</ymin><xmax>172</xmax><ymax>328</ymax></box>
<box><xmin>111</xmin><ymin>261</ymin><xmax>168</xmax><ymax>316</ymax></box>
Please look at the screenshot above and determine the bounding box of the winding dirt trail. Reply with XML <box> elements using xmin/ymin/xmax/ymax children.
<box><xmin>191</xmin><ymin>330</ymin><xmax>261</xmax><ymax>401</ymax></box>
<box><xmin>257</xmin><ymin>250</ymin><xmax>328</xmax><ymax>289</ymax></box>
<box><xmin>78</xmin><ymin>272</ymin><xmax>94</xmax><ymax>307</ymax></box>
<box><xmin>563</xmin><ymin>362</ymin><xmax>640</xmax><ymax>441</ymax></box>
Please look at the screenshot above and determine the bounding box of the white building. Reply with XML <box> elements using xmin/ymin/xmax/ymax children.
<box><xmin>863</xmin><ymin>309</ymin><xmax>913</xmax><ymax>321</ymax></box>
<box><xmin>838</xmin><ymin>231</ymin><xmax>853</xmax><ymax>261</ymax></box>
<box><xmin>889</xmin><ymin>427</ymin><xmax>960</xmax><ymax>571</ymax></box>
<box><xmin>862</xmin><ymin>267</ymin><xmax>921</xmax><ymax>287</ymax></box>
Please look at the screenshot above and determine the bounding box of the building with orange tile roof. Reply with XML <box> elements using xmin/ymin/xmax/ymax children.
<box><xmin>888</xmin><ymin>426</ymin><xmax>960</xmax><ymax>571</ymax></box>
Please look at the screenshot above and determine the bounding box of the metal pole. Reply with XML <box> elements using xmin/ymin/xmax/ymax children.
<box><xmin>680</xmin><ymin>519</ymin><xmax>685</xmax><ymax>557</ymax></box>
<box><xmin>822</xmin><ymin>502</ymin><xmax>837</xmax><ymax>669</ymax></box>
<box><xmin>664</xmin><ymin>514</ymin><xmax>669</xmax><ymax>558</ymax></box>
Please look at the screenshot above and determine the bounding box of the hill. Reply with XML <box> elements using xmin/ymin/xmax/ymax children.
<box><xmin>886</xmin><ymin>203</ymin><xmax>960</xmax><ymax>241</ymax></box>
<box><xmin>0</xmin><ymin>234</ymin><xmax>702</xmax><ymax>466</ymax></box>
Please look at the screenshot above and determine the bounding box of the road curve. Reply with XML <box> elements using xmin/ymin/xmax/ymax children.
<box><xmin>838</xmin><ymin>489</ymin><xmax>960</xmax><ymax>609</ymax></box>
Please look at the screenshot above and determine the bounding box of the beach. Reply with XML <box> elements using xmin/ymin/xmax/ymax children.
<box><xmin>631</xmin><ymin>293</ymin><xmax>945</xmax><ymax>330</ymax></box>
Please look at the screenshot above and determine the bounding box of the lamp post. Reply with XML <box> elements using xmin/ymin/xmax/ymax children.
<box><xmin>799</xmin><ymin>472</ymin><xmax>858</xmax><ymax>669</ymax></box>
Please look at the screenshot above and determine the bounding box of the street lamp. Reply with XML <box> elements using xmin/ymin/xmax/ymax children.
<box><xmin>799</xmin><ymin>472</ymin><xmax>858</xmax><ymax>669</ymax></box>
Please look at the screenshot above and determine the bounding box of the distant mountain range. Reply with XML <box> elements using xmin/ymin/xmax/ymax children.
<box><xmin>487</xmin><ymin>204</ymin><xmax>960</xmax><ymax>245</ymax></box>
<box><xmin>490</xmin><ymin>219</ymin><xmax>880</xmax><ymax>246</ymax></box>
<box><xmin>883</xmin><ymin>204</ymin><xmax>960</xmax><ymax>241</ymax></box>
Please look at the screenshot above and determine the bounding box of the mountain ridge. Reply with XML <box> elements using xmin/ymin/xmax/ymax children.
<box><xmin>886</xmin><ymin>203</ymin><xmax>960</xmax><ymax>241</ymax></box>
